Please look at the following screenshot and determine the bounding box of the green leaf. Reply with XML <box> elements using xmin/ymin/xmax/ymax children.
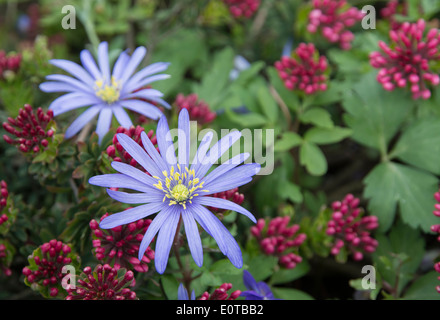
<box><xmin>270</xmin><ymin>261</ymin><xmax>310</xmax><ymax>285</ymax></box>
<box><xmin>257</xmin><ymin>85</ymin><xmax>279</xmax><ymax>123</ymax></box>
<box><xmin>402</xmin><ymin>271</ymin><xmax>440</xmax><ymax>300</ymax></box>
<box><xmin>304</xmin><ymin>126</ymin><xmax>352</xmax><ymax>145</ymax></box>
<box><xmin>364</xmin><ymin>161</ymin><xmax>439</xmax><ymax>232</ymax></box>
<box><xmin>271</xmin><ymin>287</ymin><xmax>314</xmax><ymax>300</ymax></box>
<box><xmin>277</xmin><ymin>179</ymin><xmax>303</xmax><ymax>203</ymax></box>
<box><xmin>389</xmin><ymin>117</ymin><xmax>440</xmax><ymax>175</ymax></box>
<box><xmin>373</xmin><ymin>221</ymin><xmax>425</xmax><ymax>297</ymax></box>
<box><xmin>274</xmin><ymin>132</ymin><xmax>302</xmax><ymax>152</ymax></box>
<box><xmin>299</xmin><ymin>142</ymin><xmax>327</xmax><ymax>176</ymax></box>
<box><xmin>225</xmin><ymin>109</ymin><xmax>268</xmax><ymax>127</ymax></box>
<box><xmin>342</xmin><ymin>71</ymin><xmax>413</xmax><ymax>154</ymax></box>
<box><xmin>299</xmin><ymin>107</ymin><xmax>334</xmax><ymax>128</ymax></box>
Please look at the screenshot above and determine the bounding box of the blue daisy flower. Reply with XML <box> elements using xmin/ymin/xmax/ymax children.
<box><xmin>240</xmin><ymin>270</ymin><xmax>281</xmax><ymax>300</ymax></box>
<box><xmin>40</xmin><ymin>41</ymin><xmax>171</xmax><ymax>143</ymax></box>
<box><xmin>89</xmin><ymin>108</ymin><xmax>260</xmax><ymax>274</ymax></box>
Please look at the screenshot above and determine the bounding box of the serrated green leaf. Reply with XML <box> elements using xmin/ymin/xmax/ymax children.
<box><xmin>342</xmin><ymin>71</ymin><xmax>413</xmax><ymax>154</ymax></box>
<box><xmin>274</xmin><ymin>132</ymin><xmax>302</xmax><ymax>152</ymax></box>
<box><xmin>299</xmin><ymin>107</ymin><xmax>334</xmax><ymax>128</ymax></box>
<box><xmin>304</xmin><ymin>126</ymin><xmax>351</xmax><ymax>145</ymax></box>
<box><xmin>299</xmin><ymin>142</ymin><xmax>327</xmax><ymax>176</ymax></box>
<box><xmin>277</xmin><ymin>179</ymin><xmax>303</xmax><ymax>203</ymax></box>
<box><xmin>389</xmin><ymin>117</ymin><xmax>440</xmax><ymax>175</ymax></box>
<box><xmin>364</xmin><ymin>161</ymin><xmax>439</xmax><ymax>232</ymax></box>
<box><xmin>402</xmin><ymin>271</ymin><xmax>440</xmax><ymax>300</ymax></box>
<box><xmin>270</xmin><ymin>261</ymin><xmax>310</xmax><ymax>285</ymax></box>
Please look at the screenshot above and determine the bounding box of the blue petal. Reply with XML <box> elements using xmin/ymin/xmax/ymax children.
<box><xmin>178</xmin><ymin>108</ymin><xmax>190</xmax><ymax>167</ymax></box>
<box><xmin>202</xmin><ymin>152</ymin><xmax>250</xmax><ymax>185</ymax></box>
<box><xmin>99</xmin><ymin>202</ymin><xmax>165</xmax><ymax>229</ymax></box>
<box><xmin>156</xmin><ymin>115</ymin><xmax>177</xmax><ymax>167</ymax></box>
<box><xmin>243</xmin><ymin>270</ymin><xmax>259</xmax><ymax>291</ymax></box>
<box><xmin>123</xmin><ymin>88</ymin><xmax>164</xmax><ymax>100</ymax></box>
<box><xmin>182</xmin><ymin>209</ymin><xmax>203</xmax><ymax>267</ymax></box>
<box><xmin>202</xmin><ymin>163</ymin><xmax>261</xmax><ymax>194</ymax></box>
<box><xmin>122</xmin><ymin>74</ymin><xmax>171</xmax><ymax>95</ymax></box>
<box><xmin>40</xmin><ymin>82</ymin><xmax>79</xmax><ymax>93</ymax></box>
<box><xmin>119</xmin><ymin>99</ymin><xmax>163</xmax><ymax>120</ymax></box>
<box><xmin>137</xmin><ymin>205</ymin><xmax>179</xmax><ymax>262</ymax></box>
<box><xmin>190</xmin><ymin>131</ymin><xmax>214</xmax><ymax>174</ymax></box>
<box><xmin>196</xmin><ymin>131</ymin><xmax>242</xmax><ymax>178</ymax></box>
<box><xmin>64</xmin><ymin>105</ymin><xmax>101</xmax><ymax>139</ymax></box>
<box><xmin>120</xmin><ymin>46</ymin><xmax>147</xmax><ymax>84</ymax></box>
<box><xmin>112</xmin><ymin>105</ymin><xmax>133</xmax><ymax>128</ymax></box>
<box><xmin>194</xmin><ymin>196</ymin><xmax>256</xmax><ymax>223</ymax></box>
<box><xmin>106</xmin><ymin>188</ymin><xmax>164</xmax><ymax>204</ymax></box>
<box><xmin>154</xmin><ymin>205</ymin><xmax>181</xmax><ymax>274</ymax></box>
<box><xmin>49</xmin><ymin>59</ymin><xmax>95</xmax><ymax>86</ymax></box>
<box><xmin>97</xmin><ymin>42</ymin><xmax>110</xmax><ymax>83</ymax></box>
<box><xmin>111</xmin><ymin>161</ymin><xmax>158</xmax><ymax>189</ymax></box>
<box><xmin>49</xmin><ymin>92</ymin><xmax>99</xmax><ymax>116</ymax></box>
<box><xmin>145</xmin><ymin>96</ymin><xmax>172</xmax><ymax>109</ymax></box>
<box><xmin>115</xmin><ymin>133</ymin><xmax>162</xmax><ymax>177</ymax></box>
<box><xmin>95</xmin><ymin>108</ymin><xmax>113</xmax><ymax>144</ymax></box>
<box><xmin>240</xmin><ymin>291</ymin><xmax>264</xmax><ymax>300</ymax></box>
<box><xmin>123</xmin><ymin>61</ymin><xmax>170</xmax><ymax>91</ymax></box>
<box><xmin>112</xmin><ymin>51</ymin><xmax>130</xmax><ymax>80</ymax></box>
<box><xmin>80</xmin><ymin>49</ymin><xmax>101</xmax><ymax>80</ymax></box>
<box><xmin>45</xmin><ymin>74</ymin><xmax>94</xmax><ymax>93</ymax></box>
<box><xmin>140</xmin><ymin>131</ymin><xmax>169</xmax><ymax>173</ymax></box>
<box><xmin>89</xmin><ymin>173</ymin><xmax>152</xmax><ymax>193</ymax></box>
<box><xmin>178</xmin><ymin>283</ymin><xmax>189</xmax><ymax>300</ymax></box>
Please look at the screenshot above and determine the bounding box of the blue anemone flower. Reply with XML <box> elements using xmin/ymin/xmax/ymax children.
<box><xmin>40</xmin><ymin>41</ymin><xmax>171</xmax><ymax>143</ymax></box>
<box><xmin>88</xmin><ymin>108</ymin><xmax>260</xmax><ymax>274</ymax></box>
<box><xmin>240</xmin><ymin>270</ymin><xmax>281</xmax><ymax>300</ymax></box>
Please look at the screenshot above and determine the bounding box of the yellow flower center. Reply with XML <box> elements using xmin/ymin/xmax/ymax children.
<box><xmin>152</xmin><ymin>164</ymin><xmax>209</xmax><ymax>209</ymax></box>
<box><xmin>95</xmin><ymin>77</ymin><xmax>120</xmax><ymax>104</ymax></box>
<box><xmin>171</xmin><ymin>184</ymin><xmax>190</xmax><ymax>202</ymax></box>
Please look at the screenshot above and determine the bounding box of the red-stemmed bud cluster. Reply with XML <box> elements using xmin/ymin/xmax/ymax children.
<box><xmin>275</xmin><ymin>43</ymin><xmax>328</xmax><ymax>95</ymax></box>
<box><xmin>223</xmin><ymin>0</ymin><xmax>260</xmax><ymax>18</ymax></box>
<box><xmin>370</xmin><ymin>19</ymin><xmax>440</xmax><ymax>100</ymax></box>
<box><xmin>0</xmin><ymin>50</ymin><xmax>21</xmax><ymax>80</ymax></box>
<box><xmin>0</xmin><ymin>181</ymin><xmax>8</xmax><ymax>226</ymax></box>
<box><xmin>307</xmin><ymin>0</ymin><xmax>364</xmax><ymax>50</ymax></box>
<box><xmin>65</xmin><ymin>264</ymin><xmax>137</xmax><ymax>300</ymax></box>
<box><xmin>22</xmin><ymin>240</ymin><xmax>74</xmax><ymax>298</ymax></box>
<box><xmin>432</xmin><ymin>189</ymin><xmax>440</xmax><ymax>293</ymax></box>
<box><xmin>175</xmin><ymin>93</ymin><xmax>216</xmax><ymax>125</ymax></box>
<box><xmin>326</xmin><ymin>194</ymin><xmax>378</xmax><ymax>261</ymax></box>
<box><xmin>106</xmin><ymin>125</ymin><xmax>157</xmax><ymax>172</ymax></box>
<box><xmin>90</xmin><ymin>213</ymin><xmax>154</xmax><ymax>273</ymax></box>
<box><xmin>251</xmin><ymin>216</ymin><xmax>306</xmax><ymax>269</ymax></box>
<box><xmin>0</xmin><ymin>243</ymin><xmax>12</xmax><ymax>276</ymax></box>
<box><xmin>380</xmin><ymin>0</ymin><xmax>407</xmax><ymax>30</ymax></box>
<box><xmin>209</xmin><ymin>188</ymin><xmax>244</xmax><ymax>214</ymax></box>
<box><xmin>431</xmin><ymin>190</ymin><xmax>440</xmax><ymax>241</ymax></box>
<box><xmin>199</xmin><ymin>283</ymin><xmax>241</xmax><ymax>300</ymax></box>
<box><xmin>3</xmin><ymin>104</ymin><xmax>54</xmax><ymax>153</ymax></box>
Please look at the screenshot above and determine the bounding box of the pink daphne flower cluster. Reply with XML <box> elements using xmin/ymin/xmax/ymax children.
<box><xmin>199</xmin><ymin>283</ymin><xmax>241</xmax><ymax>300</ymax></box>
<box><xmin>0</xmin><ymin>50</ymin><xmax>21</xmax><ymax>80</ymax></box>
<box><xmin>106</xmin><ymin>125</ymin><xmax>158</xmax><ymax>172</ymax></box>
<box><xmin>0</xmin><ymin>180</ymin><xmax>8</xmax><ymax>226</ymax></box>
<box><xmin>66</xmin><ymin>264</ymin><xmax>137</xmax><ymax>300</ymax></box>
<box><xmin>90</xmin><ymin>213</ymin><xmax>155</xmax><ymax>273</ymax></box>
<box><xmin>370</xmin><ymin>19</ymin><xmax>440</xmax><ymax>100</ymax></box>
<box><xmin>275</xmin><ymin>43</ymin><xmax>328</xmax><ymax>94</ymax></box>
<box><xmin>251</xmin><ymin>216</ymin><xmax>306</xmax><ymax>269</ymax></box>
<box><xmin>326</xmin><ymin>194</ymin><xmax>378</xmax><ymax>261</ymax></box>
<box><xmin>223</xmin><ymin>0</ymin><xmax>260</xmax><ymax>19</ymax></box>
<box><xmin>175</xmin><ymin>93</ymin><xmax>216</xmax><ymax>125</ymax></box>
<box><xmin>22</xmin><ymin>240</ymin><xmax>76</xmax><ymax>298</ymax></box>
<box><xmin>432</xmin><ymin>189</ymin><xmax>440</xmax><ymax>293</ymax></box>
<box><xmin>3</xmin><ymin>104</ymin><xmax>54</xmax><ymax>153</ymax></box>
<box><xmin>307</xmin><ymin>0</ymin><xmax>364</xmax><ymax>50</ymax></box>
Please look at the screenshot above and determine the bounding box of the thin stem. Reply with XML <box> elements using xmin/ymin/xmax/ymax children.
<box><xmin>172</xmin><ymin>216</ymin><xmax>193</xmax><ymax>292</ymax></box>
